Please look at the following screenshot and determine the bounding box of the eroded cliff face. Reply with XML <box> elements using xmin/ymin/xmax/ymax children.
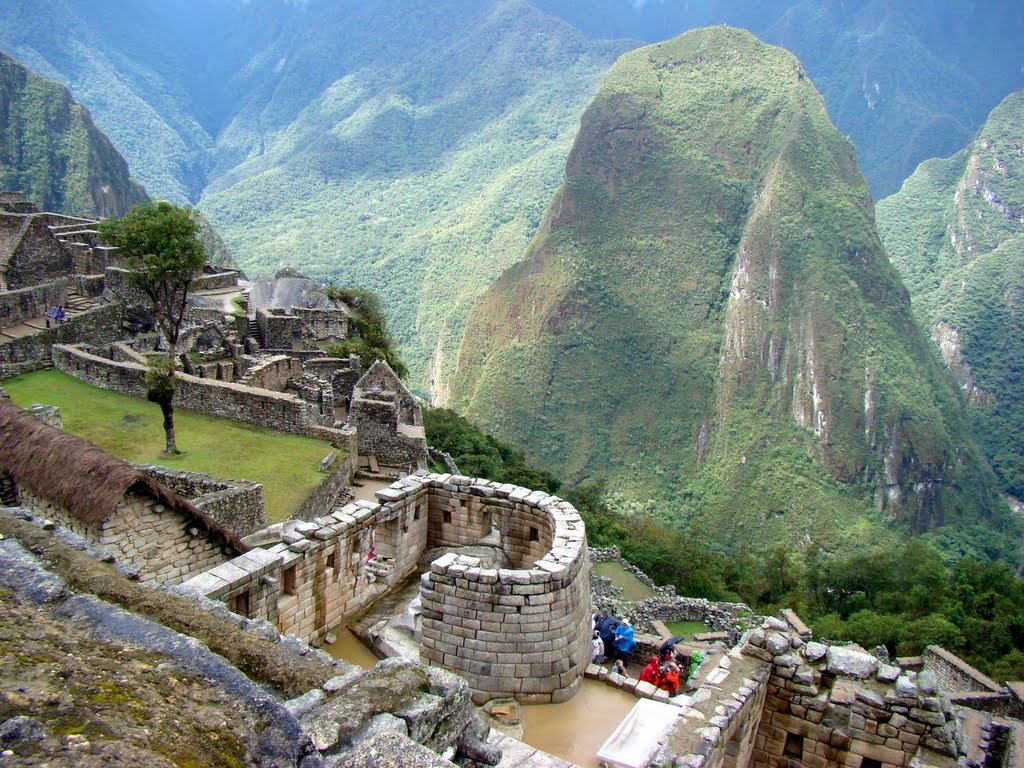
<box><xmin>878</xmin><ymin>90</ymin><xmax>1024</xmax><ymax>503</ymax></box>
<box><xmin>449</xmin><ymin>27</ymin><xmax>1004</xmax><ymax>555</ymax></box>
<box><xmin>0</xmin><ymin>52</ymin><xmax>148</xmax><ymax>218</ymax></box>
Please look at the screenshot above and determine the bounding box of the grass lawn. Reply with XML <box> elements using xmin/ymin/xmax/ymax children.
<box><xmin>2</xmin><ymin>369</ymin><xmax>338</xmax><ymax>524</ymax></box>
<box><xmin>593</xmin><ymin>561</ymin><xmax>656</xmax><ymax>602</ymax></box>
<box><xmin>667</xmin><ymin>620</ymin><xmax>710</xmax><ymax>639</ymax></box>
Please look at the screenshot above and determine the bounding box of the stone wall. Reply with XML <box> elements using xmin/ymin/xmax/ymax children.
<box><xmin>662</xmin><ymin>620</ymin><xmax>975</xmax><ymax>768</ymax></box>
<box><xmin>922</xmin><ymin>645</ymin><xmax>1003</xmax><ymax>695</ymax></box>
<box><xmin>192</xmin><ymin>268</ymin><xmax>239</xmax><ymax>291</ymax></box>
<box><xmin>52</xmin><ymin>344</ymin><xmax>327</xmax><ymax>436</ymax></box>
<box><xmin>0</xmin><ymin>278</ymin><xmax>68</xmax><ymax>330</ymax></box>
<box><xmin>74</xmin><ymin>273</ymin><xmax>105</xmax><ymax>298</ymax></box>
<box><xmin>358</xmin><ymin>361</ymin><xmax>419</xmax><ymax>425</ymax></box>
<box><xmin>71</xmin><ymin>245</ymin><xmax>125</xmax><ymax>275</ymax></box>
<box><xmin>180</xmin><ymin>548</ymin><xmax>284</xmax><ymax>625</ymax></box>
<box><xmin>257</xmin><ymin>308</ymin><xmax>305</xmax><ymax>351</ymax></box>
<box><xmin>16</xmin><ymin>487</ymin><xmax>234</xmax><ymax>585</ymax></box>
<box><xmin>352</xmin><ymin>395</ymin><xmax>427</xmax><ymax>468</ymax></box>
<box><xmin>0</xmin><ymin>303</ymin><xmax>123</xmax><ymax>378</ymax></box>
<box><xmin>139</xmin><ymin>465</ymin><xmax>266</xmax><ymax>538</ymax></box>
<box><xmin>293</xmin><ymin>308</ymin><xmax>350</xmax><ymax>344</ymax></box>
<box><xmin>418</xmin><ymin>475</ymin><xmax>591</xmax><ymax>705</ymax></box>
<box><xmin>242</xmin><ymin>355</ymin><xmax>304</xmax><ymax>391</ymax></box>
<box><xmin>744</xmin><ymin>626</ymin><xmax>960</xmax><ymax>768</ymax></box>
<box><xmin>2</xmin><ymin>214</ymin><xmax>75</xmax><ymax>289</ymax></box>
<box><xmin>292</xmin><ymin>448</ymin><xmax>359</xmax><ymax>523</ymax></box>
<box><xmin>182</xmin><ymin>473</ymin><xmax>591</xmax><ymax>706</ymax></box>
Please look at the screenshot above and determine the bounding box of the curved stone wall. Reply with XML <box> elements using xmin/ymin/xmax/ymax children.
<box><xmin>417</xmin><ymin>476</ymin><xmax>592</xmax><ymax>704</ymax></box>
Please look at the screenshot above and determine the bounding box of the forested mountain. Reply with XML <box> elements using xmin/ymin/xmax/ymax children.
<box><xmin>535</xmin><ymin>0</ymin><xmax>1024</xmax><ymax>198</ymax></box>
<box><xmin>0</xmin><ymin>0</ymin><xmax>627</xmax><ymax>389</ymax></box>
<box><xmin>2</xmin><ymin>1</ymin><xmax>1022</xmax><ymax>391</ymax></box>
<box><xmin>448</xmin><ymin>27</ymin><xmax>1013</xmax><ymax>560</ymax></box>
<box><xmin>0</xmin><ymin>52</ymin><xmax>147</xmax><ymax>217</ymax></box>
<box><xmin>877</xmin><ymin>91</ymin><xmax>1024</xmax><ymax>501</ymax></box>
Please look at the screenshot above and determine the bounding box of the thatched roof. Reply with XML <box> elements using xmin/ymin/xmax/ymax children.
<box><xmin>0</xmin><ymin>397</ymin><xmax>246</xmax><ymax>553</ymax></box>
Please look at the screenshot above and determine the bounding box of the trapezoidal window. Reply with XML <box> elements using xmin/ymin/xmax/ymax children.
<box><xmin>283</xmin><ymin>565</ymin><xmax>298</xmax><ymax>596</ymax></box>
<box><xmin>783</xmin><ymin>733</ymin><xmax>803</xmax><ymax>759</ymax></box>
<box><xmin>443</xmin><ymin>509</ymin><xmax>452</xmax><ymax>524</ymax></box>
<box><xmin>529</xmin><ymin>526</ymin><xmax>539</xmax><ymax>542</ymax></box>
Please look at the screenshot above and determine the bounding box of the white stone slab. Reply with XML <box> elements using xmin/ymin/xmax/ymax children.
<box><xmin>597</xmin><ymin>698</ymin><xmax>679</xmax><ymax>768</ymax></box>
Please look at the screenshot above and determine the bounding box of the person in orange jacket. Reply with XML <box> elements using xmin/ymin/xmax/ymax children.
<box><xmin>658</xmin><ymin>662</ymin><xmax>681</xmax><ymax>697</ymax></box>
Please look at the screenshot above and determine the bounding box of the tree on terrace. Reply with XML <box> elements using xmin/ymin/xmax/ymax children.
<box><xmin>99</xmin><ymin>201</ymin><xmax>206</xmax><ymax>454</ymax></box>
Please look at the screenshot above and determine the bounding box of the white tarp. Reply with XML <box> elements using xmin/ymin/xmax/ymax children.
<box><xmin>596</xmin><ymin>698</ymin><xmax>680</xmax><ymax>768</ymax></box>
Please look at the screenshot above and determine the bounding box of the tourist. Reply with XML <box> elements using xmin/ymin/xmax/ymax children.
<box><xmin>591</xmin><ymin>631</ymin><xmax>605</xmax><ymax>663</ymax></box>
<box><xmin>45</xmin><ymin>306</ymin><xmax>56</xmax><ymax>328</ymax></box>
<box><xmin>639</xmin><ymin>655</ymin><xmax>661</xmax><ymax>686</ymax></box>
<box><xmin>597</xmin><ymin>612</ymin><xmax>619</xmax><ymax>660</ymax></box>
<box><xmin>613</xmin><ymin>618</ymin><xmax>635</xmax><ymax>667</ymax></box>
<box><xmin>658</xmin><ymin>662</ymin><xmax>681</xmax><ymax>697</ymax></box>
<box><xmin>688</xmin><ymin>650</ymin><xmax>702</xmax><ymax>681</ymax></box>
<box><xmin>612</xmin><ymin>659</ymin><xmax>630</xmax><ymax>678</ymax></box>
<box><xmin>55</xmin><ymin>305</ymin><xmax>66</xmax><ymax>324</ymax></box>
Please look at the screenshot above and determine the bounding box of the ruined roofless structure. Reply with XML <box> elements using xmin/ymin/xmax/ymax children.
<box><xmin>0</xmin><ymin>395</ymin><xmax>244</xmax><ymax>584</ymax></box>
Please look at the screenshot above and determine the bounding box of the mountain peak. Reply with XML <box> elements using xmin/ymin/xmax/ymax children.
<box><xmin>449</xmin><ymin>26</ymin><xmax>1008</xmax><ymax>557</ymax></box>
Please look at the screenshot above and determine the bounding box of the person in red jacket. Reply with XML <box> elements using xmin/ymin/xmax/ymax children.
<box><xmin>639</xmin><ymin>656</ymin><xmax>661</xmax><ymax>686</ymax></box>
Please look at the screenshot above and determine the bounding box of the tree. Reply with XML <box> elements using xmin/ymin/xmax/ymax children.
<box><xmin>324</xmin><ymin>287</ymin><xmax>408</xmax><ymax>378</ymax></box>
<box><xmin>99</xmin><ymin>201</ymin><xmax>206</xmax><ymax>453</ymax></box>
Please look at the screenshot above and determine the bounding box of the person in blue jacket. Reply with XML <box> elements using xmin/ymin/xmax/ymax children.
<box><xmin>613</xmin><ymin>619</ymin><xmax>636</xmax><ymax>668</ymax></box>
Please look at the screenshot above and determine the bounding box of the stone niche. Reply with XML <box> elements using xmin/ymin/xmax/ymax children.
<box><xmin>418</xmin><ymin>477</ymin><xmax>592</xmax><ymax>706</ymax></box>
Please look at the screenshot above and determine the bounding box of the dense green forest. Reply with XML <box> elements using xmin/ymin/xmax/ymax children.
<box><xmin>425</xmin><ymin>407</ymin><xmax>1024</xmax><ymax>680</ymax></box>
<box><xmin>449</xmin><ymin>27</ymin><xmax>1013</xmax><ymax>561</ymax></box>
<box><xmin>877</xmin><ymin>91</ymin><xmax>1024</xmax><ymax>499</ymax></box>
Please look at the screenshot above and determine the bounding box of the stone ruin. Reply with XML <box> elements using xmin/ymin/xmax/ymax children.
<box><xmin>181</xmin><ymin>472</ymin><xmax>591</xmax><ymax>705</ymax></box>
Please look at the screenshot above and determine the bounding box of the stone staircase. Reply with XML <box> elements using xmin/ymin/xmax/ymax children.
<box><xmin>0</xmin><ymin>284</ymin><xmax>98</xmax><ymax>343</ymax></box>
<box><xmin>366</xmin><ymin>556</ymin><xmax>396</xmax><ymax>583</ymax></box>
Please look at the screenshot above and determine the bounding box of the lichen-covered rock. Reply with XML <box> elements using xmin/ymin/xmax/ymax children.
<box><xmin>301</xmin><ymin>659</ymin><xmax>431</xmax><ymax>751</ymax></box>
<box><xmin>917</xmin><ymin>670</ymin><xmax>938</xmax><ymax>694</ymax></box>
<box><xmin>803</xmin><ymin>642</ymin><xmax>827</xmax><ymax>662</ymax></box>
<box><xmin>332</xmin><ymin>731</ymin><xmax>456</xmax><ymax>767</ymax></box>
<box><xmin>764</xmin><ymin>632</ymin><xmax>790</xmax><ymax>655</ymax></box>
<box><xmin>896</xmin><ymin>675</ymin><xmax>919</xmax><ymax>698</ymax></box>
<box><xmin>825</xmin><ymin>647</ymin><xmax>878</xmax><ymax>678</ymax></box>
<box><xmin>0</xmin><ymin>715</ymin><xmax>50</xmax><ymax>747</ymax></box>
<box><xmin>877</xmin><ymin>664</ymin><xmax>901</xmax><ymax>683</ymax></box>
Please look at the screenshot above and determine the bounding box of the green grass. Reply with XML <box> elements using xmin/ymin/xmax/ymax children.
<box><xmin>2</xmin><ymin>369</ymin><xmax>336</xmax><ymax>523</ymax></box>
<box><xmin>593</xmin><ymin>561</ymin><xmax>655</xmax><ymax>603</ymax></box>
<box><xmin>666</xmin><ymin>621</ymin><xmax>710</xmax><ymax>639</ymax></box>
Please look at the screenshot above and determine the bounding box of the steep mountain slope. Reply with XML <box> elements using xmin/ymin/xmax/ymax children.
<box><xmin>0</xmin><ymin>51</ymin><xmax>147</xmax><ymax>217</ymax></box>
<box><xmin>449</xmin><ymin>27</ymin><xmax>1010</xmax><ymax>558</ymax></box>
<box><xmin>197</xmin><ymin>0</ymin><xmax>629</xmax><ymax>394</ymax></box>
<box><xmin>877</xmin><ymin>91</ymin><xmax>1024</xmax><ymax>500</ymax></box>
<box><xmin>536</xmin><ymin>0</ymin><xmax>1024</xmax><ymax>198</ymax></box>
<box><xmin>0</xmin><ymin>0</ymin><xmax>212</xmax><ymax>203</ymax></box>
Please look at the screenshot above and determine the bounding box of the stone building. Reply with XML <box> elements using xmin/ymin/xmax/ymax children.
<box><xmin>0</xmin><ymin>395</ymin><xmax>243</xmax><ymax>584</ymax></box>
<box><xmin>351</xmin><ymin>360</ymin><xmax>427</xmax><ymax>469</ymax></box>
<box><xmin>181</xmin><ymin>472</ymin><xmax>593</xmax><ymax>705</ymax></box>
<box><xmin>0</xmin><ymin>201</ymin><xmax>76</xmax><ymax>290</ymax></box>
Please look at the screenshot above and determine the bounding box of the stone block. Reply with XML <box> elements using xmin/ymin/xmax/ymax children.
<box><xmin>826</xmin><ymin>646</ymin><xmax>878</xmax><ymax>678</ymax></box>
